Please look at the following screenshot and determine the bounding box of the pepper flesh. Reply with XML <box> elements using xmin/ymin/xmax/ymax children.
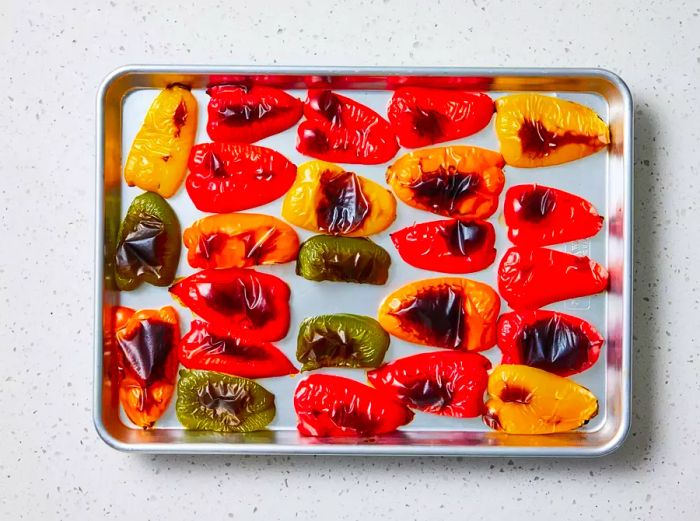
<box><xmin>179</xmin><ymin>320</ymin><xmax>298</xmax><ymax>378</ymax></box>
<box><xmin>294</xmin><ymin>374</ymin><xmax>414</xmax><ymax>436</ymax></box>
<box><xmin>483</xmin><ymin>364</ymin><xmax>598</xmax><ymax>434</ymax></box>
<box><xmin>367</xmin><ymin>351</ymin><xmax>491</xmax><ymax>417</ymax></box>
<box><xmin>378</xmin><ymin>277</ymin><xmax>500</xmax><ymax>351</ymax></box>
<box><xmin>183</xmin><ymin>213</ymin><xmax>299</xmax><ymax>270</ymax></box>
<box><xmin>390</xmin><ymin>218</ymin><xmax>496</xmax><ymax>274</ymax></box>
<box><xmin>186</xmin><ymin>142</ymin><xmax>297</xmax><ymax>213</ymax></box>
<box><xmin>504</xmin><ymin>184</ymin><xmax>604</xmax><ymax>246</ymax></box>
<box><xmin>386</xmin><ymin>146</ymin><xmax>505</xmax><ymax>218</ymax></box>
<box><xmin>113</xmin><ymin>306</ymin><xmax>180</xmax><ymax>429</ymax></box>
<box><xmin>114</xmin><ymin>192</ymin><xmax>181</xmax><ymax>291</ymax></box>
<box><xmin>498</xmin><ymin>246</ymin><xmax>609</xmax><ymax>310</ymax></box>
<box><xmin>124</xmin><ymin>85</ymin><xmax>198</xmax><ymax>198</ymax></box>
<box><xmin>497</xmin><ymin>310</ymin><xmax>604</xmax><ymax>376</ymax></box>
<box><xmin>387</xmin><ymin>88</ymin><xmax>494</xmax><ymax>148</ymax></box>
<box><xmin>206</xmin><ymin>84</ymin><xmax>302</xmax><ymax>143</ymax></box>
<box><xmin>282</xmin><ymin>160</ymin><xmax>396</xmax><ymax>236</ymax></box>
<box><xmin>169</xmin><ymin>267</ymin><xmax>291</xmax><ymax>342</ymax></box>
<box><xmin>495</xmin><ymin>93</ymin><xmax>610</xmax><ymax>168</ymax></box>
<box><xmin>297</xmin><ymin>90</ymin><xmax>399</xmax><ymax>164</ymax></box>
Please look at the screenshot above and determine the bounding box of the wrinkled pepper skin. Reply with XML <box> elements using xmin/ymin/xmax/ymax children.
<box><xmin>378</xmin><ymin>278</ymin><xmax>500</xmax><ymax>351</ymax></box>
<box><xmin>390</xmin><ymin>218</ymin><xmax>496</xmax><ymax>274</ymax></box>
<box><xmin>294</xmin><ymin>374</ymin><xmax>414</xmax><ymax>437</ymax></box>
<box><xmin>498</xmin><ymin>246</ymin><xmax>609</xmax><ymax>310</ymax></box>
<box><xmin>296</xmin><ymin>235</ymin><xmax>391</xmax><ymax>285</ymax></box>
<box><xmin>115</xmin><ymin>192</ymin><xmax>181</xmax><ymax>291</ymax></box>
<box><xmin>124</xmin><ymin>85</ymin><xmax>197</xmax><ymax>198</ymax></box>
<box><xmin>497</xmin><ymin>311</ymin><xmax>604</xmax><ymax>376</ymax></box>
<box><xmin>387</xmin><ymin>88</ymin><xmax>494</xmax><ymax>148</ymax></box>
<box><xmin>186</xmin><ymin>142</ymin><xmax>297</xmax><ymax>213</ymax></box>
<box><xmin>206</xmin><ymin>84</ymin><xmax>302</xmax><ymax>143</ymax></box>
<box><xmin>367</xmin><ymin>351</ymin><xmax>491</xmax><ymax>418</ymax></box>
<box><xmin>297</xmin><ymin>90</ymin><xmax>399</xmax><ymax>164</ymax></box>
<box><xmin>169</xmin><ymin>267</ymin><xmax>291</xmax><ymax>342</ymax></box>
<box><xmin>495</xmin><ymin>94</ymin><xmax>610</xmax><ymax>168</ymax></box>
<box><xmin>183</xmin><ymin>213</ymin><xmax>299</xmax><ymax>270</ymax></box>
<box><xmin>282</xmin><ymin>160</ymin><xmax>397</xmax><ymax>236</ymax></box>
<box><xmin>504</xmin><ymin>184</ymin><xmax>604</xmax><ymax>247</ymax></box>
<box><xmin>176</xmin><ymin>369</ymin><xmax>276</xmax><ymax>432</ymax></box>
<box><xmin>296</xmin><ymin>314</ymin><xmax>390</xmax><ymax>371</ymax></box>
<box><xmin>179</xmin><ymin>320</ymin><xmax>298</xmax><ymax>378</ymax></box>
<box><xmin>386</xmin><ymin>146</ymin><xmax>505</xmax><ymax>219</ymax></box>
<box><xmin>113</xmin><ymin>306</ymin><xmax>180</xmax><ymax>429</ymax></box>
<box><xmin>483</xmin><ymin>364</ymin><xmax>598</xmax><ymax>434</ymax></box>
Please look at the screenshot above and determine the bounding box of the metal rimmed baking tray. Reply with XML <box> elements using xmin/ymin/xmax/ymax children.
<box><xmin>94</xmin><ymin>66</ymin><xmax>632</xmax><ymax>456</ymax></box>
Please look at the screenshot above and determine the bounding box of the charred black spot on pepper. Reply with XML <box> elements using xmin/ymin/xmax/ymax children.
<box><xmin>400</xmin><ymin>378</ymin><xmax>452</xmax><ymax>409</ymax></box>
<box><xmin>173</xmin><ymin>100</ymin><xmax>188</xmax><ymax>137</ymax></box>
<box><xmin>316</xmin><ymin>170</ymin><xmax>369</xmax><ymax>235</ymax></box>
<box><xmin>518</xmin><ymin>118</ymin><xmax>598</xmax><ymax>158</ymax></box>
<box><xmin>499</xmin><ymin>384</ymin><xmax>533</xmax><ymax>404</ymax></box>
<box><xmin>519</xmin><ymin>317</ymin><xmax>590</xmax><ymax>373</ymax></box>
<box><xmin>517</xmin><ymin>186</ymin><xmax>556</xmax><ymax>223</ymax></box>
<box><xmin>310</xmin><ymin>90</ymin><xmax>342</xmax><ymax>124</ymax></box>
<box><xmin>195</xmin><ymin>280</ymin><xmax>275</xmax><ymax>327</ymax></box>
<box><xmin>299</xmin><ymin>126</ymin><xmax>330</xmax><ymax>152</ymax></box>
<box><xmin>115</xmin><ymin>217</ymin><xmax>166</xmax><ymax>278</ymax></box>
<box><xmin>411</xmin><ymin>165</ymin><xmax>481</xmax><ymax>214</ymax></box>
<box><xmin>196</xmin><ymin>381</ymin><xmax>252</xmax><ymax>425</ymax></box>
<box><xmin>117</xmin><ymin>319</ymin><xmax>174</xmax><ymax>382</ymax></box>
<box><xmin>441</xmin><ymin>220</ymin><xmax>487</xmax><ymax>256</ymax></box>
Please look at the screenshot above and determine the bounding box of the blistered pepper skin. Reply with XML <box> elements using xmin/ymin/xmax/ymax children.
<box><xmin>115</xmin><ymin>192</ymin><xmax>181</xmax><ymax>291</ymax></box>
<box><xmin>495</xmin><ymin>94</ymin><xmax>610</xmax><ymax>168</ymax></box>
<box><xmin>386</xmin><ymin>146</ymin><xmax>506</xmax><ymax>219</ymax></box>
<box><xmin>390</xmin><ymin>218</ymin><xmax>496</xmax><ymax>274</ymax></box>
<box><xmin>294</xmin><ymin>374</ymin><xmax>414</xmax><ymax>437</ymax></box>
<box><xmin>483</xmin><ymin>365</ymin><xmax>598</xmax><ymax>434</ymax></box>
<box><xmin>183</xmin><ymin>213</ymin><xmax>299</xmax><ymax>270</ymax></box>
<box><xmin>504</xmin><ymin>184</ymin><xmax>604</xmax><ymax>247</ymax></box>
<box><xmin>113</xmin><ymin>306</ymin><xmax>180</xmax><ymax>429</ymax></box>
<box><xmin>378</xmin><ymin>278</ymin><xmax>500</xmax><ymax>351</ymax></box>
<box><xmin>387</xmin><ymin>88</ymin><xmax>494</xmax><ymax>148</ymax></box>
<box><xmin>498</xmin><ymin>246</ymin><xmax>609</xmax><ymax>310</ymax></box>
<box><xmin>367</xmin><ymin>351</ymin><xmax>491</xmax><ymax>418</ymax></box>
<box><xmin>282</xmin><ymin>160</ymin><xmax>397</xmax><ymax>236</ymax></box>
<box><xmin>124</xmin><ymin>85</ymin><xmax>197</xmax><ymax>198</ymax></box>
<box><xmin>497</xmin><ymin>311</ymin><xmax>604</xmax><ymax>376</ymax></box>
<box><xmin>296</xmin><ymin>235</ymin><xmax>391</xmax><ymax>285</ymax></box>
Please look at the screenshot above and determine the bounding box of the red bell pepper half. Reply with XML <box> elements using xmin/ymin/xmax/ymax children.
<box><xmin>294</xmin><ymin>374</ymin><xmax>414</xmax><ymax>437</ymax></box>
<box><xmin>498</xmin><ymin>246</ymin><xmax>609</xmax><ymax>310</ymax></box>
<box><xmin>186</xmin><ymin>143</ymin><xmax>297</xmax><ymax>213</ymax></box>
<box><xmin>179</xmin><ymin>319</ymin><xmax>298</xmax><ymax>379</ymax></box>
<box><xmin>390</xmin><ymin>218</ymin><xmax>496</xmax><ymax>274</ymax></box>
<box><xmin>504</xmin><ymin>184</ymin><xmax>604</xmax><ymax>246</ymax></box>
<box><xmin>367</xmin><ymin>351</ymin><xmax>491</xmax><ymax>418</ymax></box>
<box><xmin>387</xmin><ymin>88</ymin><xmax>494</xmax><ymax>148</ymax></box>
<box><xmin>206</xmin><ymin>85</ymin><xmax>302</xmax><ymax>143</ymax></box>
<box><xmin>296</xmin><ymin>90</ymin><xmax>399</xmax><ymax>164</ymax></box>
<box><xmin>497</xmin><ymin>310</ymin><xmax>603</xmax><ymax>376</ymax></box>
<box><xmin>169</xmin><ymin>267</ymin><xmax>291</xmax><ymax>342</ymax></box>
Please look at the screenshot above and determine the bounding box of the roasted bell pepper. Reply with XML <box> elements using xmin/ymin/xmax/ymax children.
<box><xmin>186</xmin><ymin>142</ymin><xmax>297</xmax><ymax>213</ymax></box>
<box><xmin>114</xmin><ymin>192</ymin><xmax>181</xmax><ymax>291</ymax></box>
<box><xmin>179</xmin><ymin>319</ymin><xmax>298</xmax><ymax>378</ymax></box>
<box><xmin>387</xmin><ymin>88</ymin><xmax>494</xmax><ymax>148</ymax></box>
<box><xmin>296</xmin><ymin>90</ymin><xmax>399</xmax><ymax>164</ymax></box>
<box><xmin>113</xmin><ymin>306</ymin><xmax>180</xmax><ymax>429</ymax></box>
<box><xmin>282</xmin><ymin>160</ymin><xmax>396</xmax><ymax>236</ymax></box>
<box><xmin>504</xmin><ymin>184</ymin><xmax>604</xmax><ymax>246</ymax></box>
<box><xmin>296</xmin><ymin>235</ymin><xmax>391</xmax><ymax>284</ymax></box>
<box><xmin>296</xmin><ymin>314</ymin><xmax>390</xmax><ymax>371</ymax></box>
<box><xmin>495</xmin><ymin>94</ymin><xmax>610</xmax><ymax>167</ymax></box>
<box><xmin>294</xmin><ymin>374</ymin><xmax>414</xmax><ymax>436</ymax></box>
<box><xmin>498</xmin><ymin>246</ymin><xmax>609</xmax><ymax>310</ymax></box>
<box><xmin>378</xmin><ymin>278</ymin><xmax>500</xmax><ymax>351</ymax></box>
<box><xmin>390</xmin><ymin>218</ymin><xmax>496</xmax><ymax>274</ymax></box>
<box><xmin>386</xmin><ymin>146</ymin><xmax>505</xmax><ymax>218</ymax></box>
<box><xmin>497</xmin><ymin>311</ymin><xmax>603</xmax><ymax>376</ymax></box>
<box><xmin>183</xmin><ymin>213</ymin><xmax>299</xmax><ymax>270</ymax></box>
<box><xmin>169</xmin><ymin>267</ymin><xmax>291</xmax><ymax>342</ymax></box>
<box><xmin>206</xmin><ymin>84</ymin><xmax>302</xmax><ymax>143</ymax></box>
<box><xmin>176</xmin><ymin>369</ymin><xmax>276</xmax><ymax>432</ymax></box>
<box><xmin>483</xmin><ymin>364</ymin><xmax>598</xmax><ymax>434</ymax></box>
<box><xmin>367</xmin><ymin>351</ymin><xmax>491</xmax><ymax>418</ymax></box>
<box><xmin>124</xmin><ymin>85</ymin><xmax>197</xmax><ymax>198</ymax></box>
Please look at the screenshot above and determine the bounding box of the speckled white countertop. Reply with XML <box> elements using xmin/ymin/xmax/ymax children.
<box><xmin>1</xmin><ymin>0</ymin><xmax>699</xmax><ymax>519</ymax></box>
